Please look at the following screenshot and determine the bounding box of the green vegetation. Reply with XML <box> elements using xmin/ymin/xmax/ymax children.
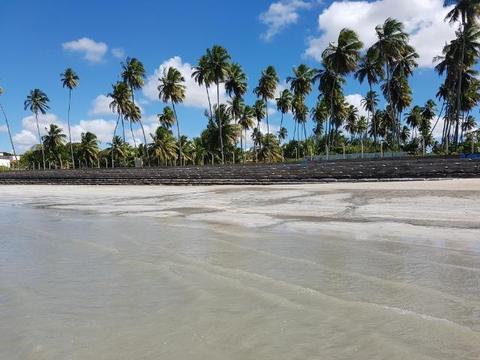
<box><xmin>5</xmin><ymin>3</ymin><xmax>480</xmax><ymax>169</ymax></box>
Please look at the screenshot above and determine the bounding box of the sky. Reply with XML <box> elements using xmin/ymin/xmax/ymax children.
<box><xmin>0</xmin><ymin>0</ymin><xmax>458</xmax><ymax>153</ymax></box>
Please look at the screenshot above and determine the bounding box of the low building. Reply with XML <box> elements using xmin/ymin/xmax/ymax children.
<box><xmin>0</xmin><ymin>152</ymin><xmax>20</xmax><ymax>168</ymax></box>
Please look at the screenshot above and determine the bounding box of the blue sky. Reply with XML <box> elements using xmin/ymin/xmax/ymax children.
<box><xmin>0</xmin><ymin>0</ymin><xmax>457</xmax><ymax>152</ymax></box>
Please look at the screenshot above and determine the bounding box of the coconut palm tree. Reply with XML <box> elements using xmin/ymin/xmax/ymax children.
<box><xmin>0</xmin><ymin>86</ymin><xmax>16</xmax><ymax>159</ymax></box>
<box><xmin>42</xmin><ymin>124</ymin><xmax>66</xmax><ymax>164</ymax></box>
<box><xmin>227</xmin><ymin>95</ymin><xmax>245</xmax><ymax>163</ymax></box>
<box><xmin>192</xmin><ymin>54</ymin><xmax>214</xmax><ymax>119</ymax></box>
<box><xmin>158</xmin><ymin>106</ymin><xmax>176</xmax><ymax>129</ymax></box>
<box><xmin>24</xmin><ymin>89</ymin><xmax>50</xmax><ymax>169</ymax></box>
<box><xmin>406</xmin><ymin>105</ymin><xmax>423</xmax><ymax>138</ymax></box>
<box><xmin>149</xmin><ymin>126</ymin><xmax>178</xmax><ymax>166</ymax></box>
<box><xmin>225</xmin><ymin>62</ymin><xmax>248</xmax><ymax>99</ymax></box>
<box><xmin>361</xmin><ymin>91</ymin><xmax>380</xmax><ymax>143</ymax></box>
<box><xmin>254</xmin><ymin>66</ymin><xmax>279</xmax><ymax>136</ymax></box>
<box><xmin>108</xmin><ymin>82</ymin><xmax>132</xmax><ymax>166</ymax></box>
<box><xmin>157</xmin><ymin>66</ymin><xmax>186</xmax><ymax>165</ymax></box>
<box><xmin>276</xmin><ymin>89</ymin><xmax>293</xmax><ymax>132</ymax></box>
<box><xmin>121</xmin><ymin>57</ymin><xmax>149</xmax><ymax>163</ymax></box>
<box><xmin>319</xmin><ymin>29</ymin><xmax>363</xmax><ymax>149</ymax></box>
<box><xmin>238</xmin><ymin>105</ymin><xmax>255</xmax><ymax>162</ymax></box>
<box><xmin>206</xmin><ymin>45</ymin><xmax>231</xmax><ymax>163</ymax></box>
<box><xmin>345</xmin><ymin>105</ymin><xmax>358</xmax><ymax>140</ymax></box>
<box><xmin>60</xmin><ymin>68</ymin><xmax>79</xmax><ymax>168</ymax></box>
<box><xmin>79</xmin><ymin>132</ymin><xmax>99</xmax><ymax>167</ymax></box>
<box><xmin>311</xmin><ymin>97</ymin><xmax>329</xmax><ymax>139</ymax></box>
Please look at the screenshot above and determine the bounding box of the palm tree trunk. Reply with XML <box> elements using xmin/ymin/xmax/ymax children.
<box><xmin>121</xmin><ymin>115</ymin><xmax>126</xmax><ymax>143</ymax></box>
<box><xmin>244</xmin><ymin>128</ymin><xmax>247</xmax><ymax>163</ymax></box>
<box><xmin>112</xmin><ymin>114</ymin><xmax>121</xmax><ymax>168</ymax></box>
<box><xmin>139</xmin><ymin>120</ymin><xmax>150</xmax><ymax>166</ymax></box>
<box><xmin>35</xmin><ymin>112</ymin><xmax>46</xmax><ymax>170</ymax></box>
<box><xmin>206</xmin><ymin>84</ymin><xmax>213</xmax><ymax>119</ymax></box>
<box><xmin>130</xmin><ymin>92</ymin><xmax>138</xmax><ymax>148</ymax></box>
<box><xmin>66</xmin><ymin>89</ymin><xmax>75</xmax><ymax>169</ymax></box>
<box><xmin>0</xmin><ymin>102</ymin><xmax>16</xmax><ymax>159</ymax></box>
<box><xmin>265</xmin><ymin>99</ymin><xmax>270</xmax><ymax>136</ymax></box>
<box><xmin>172</xmin><ymin>102</ymin><xmax>182</xmax><ymax>166</ymax></box>
<box><xmin>454</xmin><ymin>20</ymin><xmax>467</xmax><ymax>149</ymax></box>
<box><xmin>216</xmin><ymin>83</ymin><xmax>224</xmax><ymax>164</ymax></box>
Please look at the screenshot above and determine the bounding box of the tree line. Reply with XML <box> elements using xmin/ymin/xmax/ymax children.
<box><xmin>1</xmin><ymin>1</ymin><xmax>479</xmax><ymax>170</ymax></box>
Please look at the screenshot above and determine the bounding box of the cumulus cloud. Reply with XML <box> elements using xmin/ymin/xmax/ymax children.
<box><xmin>305</xmin><ymin>0</ymin><xmax>456</xmax><ymax>68</ymax></box>
<box><xmin>89</xmin><ymin>95</ymin><xmax>114</xmax><ymax>116</ymax></box>
<box><xmin>62</xmin><ymin>37</ymin><xmax>108</xmax><ymax>63</ymax></box>
<box><xmin>143</xmin><ymin>56</ymin><xmax>227</xmax><ymax>109</ymax></box>
<box><xmin>111</xmin><ymin>47</ymin><xmax>126</xmax><ymax>59</ymax></box>
<box><xmin>13</xmin><ymin>113</ymin><xmax>118</xmax><ymax>152</ymax></box>
<box><xmin>0</xmin><ymin>125</ymin><xmax>7</xmax><ymax>133</ymax></box>
<box><xmin>260</xmin><ymin>0</ymin><xmax>317</xmax><ymax>41</ymax></box>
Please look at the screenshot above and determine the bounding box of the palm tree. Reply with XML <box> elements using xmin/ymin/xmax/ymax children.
<box><xmin>206</xmin><ymin>45</ymin><xmax>231</xmax><ymax>163</ymax></box>
<box><xmin>361</xmin><ymin>91</ymin><xmax>380</xmax><ymax>142</ymax></box>
<box><xmin>319</xmin><ymin>29</ymin><xmax>363</xmax><ymax>149</ymax></box>
<box><xmin>24</xmin><ymin>89</ymin><xmax>50</xmax><ymax>169</ymax></box>
<box><xmin>227</xmin><ymin>95</ymin><xmax>245</xmax><ymax>163</ymax></box>
<box><xmin>192</xmin><ymin>54</ymin><xmax>214</xmax><ymax>119</ymax></box>
<box><xmin>158</xmin><ymin>66</ymin><xmax>186</xmax><ymax>165</ymax></box>
<box><xmin>121</xmin><ymin>57</ymin><xmax>149</xmax><ymax>164</ymax></box>
<box><xmin>254</xmin><ymin>66</ymin><xmax>279</xmax><ymax>136</ymax></box>
<box><xmin>370</xmin><ymin>18</ymin><xmax>413</xmax><ymax>144</ymax></box>
<box><xmin>225</xmin><ymin>62</ymin><xmax>248</xmax><ymax>99</ymax></box>
<box><xmin>60</xmin><ymin>68</ymin><xmax>79</xmax><ymax>168</ymax></box>
<box><xmin>158</xmin><ymin>106</ymin><xmax>176</xmax><ymax>129</ymax></box>
<box><xmin>0</xmin><ymin>86</ymin><xmax>17</xmax><ymax>160</ymax></box>
<box><xmin>355</xmin><ymin>52</ymin><xmax>384</xmax><ymax>145</ymax></box>
<box><xmin>276</xmin><ymin>89</ymin><xmax>293</xmax><ymax>132</ymax></box>
<box><xmin>406</xmin><ymin>105</ymin><xmax>423</xmax><ymax>138</ymax></box>
<box><xmin>149</xmin><ymin>126</ymin><xmax>178</xmax><ymax>166</ymax></box>
<box><xmin>42</xmin><ymin>124</ymin><xmax>66</xmax><ymax>164</ymax></box>
<box><xmin>238</xmin><ymin>105</ymin><xmax>255</xmax><ymax>162</ymax></box>
<box><xmin>345</xmin><ymin>105</ymin><xmax>358</xmax><ymax>140</ymax></box>
<box><xmin>108</xmin><ymin>82</ymin><xmax>132</xmax><ymax>166</ymax></box>
<box><xmin>79</xmin><ymin>132</ymin><xmax>99</xmax><ymax>167</ymax></box>
<box><xmin>311</xmin><ymin>97</ymin><xmax>329</xmax><ymax>139</ymax></box>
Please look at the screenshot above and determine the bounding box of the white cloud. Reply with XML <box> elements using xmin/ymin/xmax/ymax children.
<box><xmin>89</xmin><ymin>95</ymin><xmax>113</xmax><ymax>116</ymax></box>
<box><xmin>13</xmin><ymin>130</ymin><xmax>38</xmax><ymax>152</ymax></box>
<box><xmin>260</xmin><ymin>0</ymin><xmax>317</xmax><ymax>41</ymax></box>
<box><xmin>0</xmin><ymin>125</ymin><xmax>7</xmax><ymax>133</ymax></box>
<box><xmin>111</xmin><ymin>47</ymin><xmax>125</xmax><ymax>59</ymax></box>
<box><xmin>62</xmin><ymin>37</ymin><xmax>108</xmax><ymax>63</ymax></box>
<box><xmin>345</xmin><ymin>93</ymin><xmax>368</xmax><ymax>117</ymax></box>
<box><xmin>143</xmin><ymin>56</ymin><xmax>227</xmax><ymax>109</ymax></box>
<box><xmin>305</xmin><ymin>0</ymin><xmax>456</xmax><ymax>68</ymax></box>
<box><xmin>13</xmin><ymin>113</ymin><xmax>119</xmax><ymax>152</ymax></box>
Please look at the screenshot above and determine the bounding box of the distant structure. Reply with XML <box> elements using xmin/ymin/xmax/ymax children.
<box><xmin>0</xmin><ymin>152</ymin><xmax>20</xmax><ymax>168</ymax></box>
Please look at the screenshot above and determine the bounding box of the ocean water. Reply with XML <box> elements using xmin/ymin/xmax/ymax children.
<box><xmin>0</xmin><ymin>193</ymin><xmax>479</xmax><ymax>359</ymax></box>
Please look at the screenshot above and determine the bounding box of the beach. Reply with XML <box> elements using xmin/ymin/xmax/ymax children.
<box><xmin>1</xmin><ymin>180</ymin><xmax>479</xmax><ymax>359</ymax></box>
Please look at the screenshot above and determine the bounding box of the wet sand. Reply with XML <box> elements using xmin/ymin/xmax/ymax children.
<box><xmin>0</xmin><ymin>180</ymin><xmax>479</xmax><ymax>359</ymax></box>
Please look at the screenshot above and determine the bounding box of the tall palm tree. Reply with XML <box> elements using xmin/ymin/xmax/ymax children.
<box><xmin>42</xmin><ymin>124</ymin><xmax>66</xmax><ymax>164</ymax></box>
<box><xmin>238</xmin><ymin>105</ymin><xmax>255</xmax><ymax>162</ymax></box>
<box><xmin>121</xmin><ymin>57</ymin><xmax>149</xmax><ymax>164</ymax></box>
<box><xmin>108</xmin><ymin>82</ymin><xmax>132</xmax><ymax>166</ymax></box>
<box><xmin>24</xmin><ymin>89</ymin><xmax>50</xmax><ymax>169</ymax></box>
<box><xmin>225</xmin><ymin>62</ymin><xmax>248</xmax><ymax>99</ymax></box>
<box><xmin>361</xmin><ymin>90</ymin><xmax>380</xmax><ymax>143</ymax></box>
<box><xmin>319</xmin><ymin>29</ymin><xmax>362</xmax><ymax>148</ymax></box>
<box><xmin>355</xmin><ymin>52</ymin><xmax>384</xmax><ymax>145</ymax></box>
<box><xmin>60</xmin><ymin>68</ymin><xmax>79</xmax><ymax>168</ymax></box>
<box><xmin>370</xmin><ymin>18</ymin><xmax>412</xmax><ymax>144</ymax></box>
<box><xmin>0</xmin><ymin>86</ymin><xmax>16</xmax><ymax>159</ymax></box>
<box><xmin>206</xmin><ymin>45</ymin><xmax>231</xmax><ymax>163</ymax></box>
<box><xmin>192</xmin><ymin>54</ymin><xmax>214</xmax><ymax>119</ymax></box>
<box><xmin>276</xmin><ymin>89</ymin><xmax>293</xmax><ymax>132</ymax></box>
<box><xmin>157</xmin><ymin>66</ymin><xmax>186</xmax><ymax>165</ymax></box>
<box><xmin>254</xmin><ymin>66</ymin><xmax>279</xmax><ymax>136</ymax></box>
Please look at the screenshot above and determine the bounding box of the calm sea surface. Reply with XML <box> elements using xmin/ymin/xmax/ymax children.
<box><xmin>1</xmin><ymin>203</ymin><xmax>479</xmax><ymax>359</ymax></box>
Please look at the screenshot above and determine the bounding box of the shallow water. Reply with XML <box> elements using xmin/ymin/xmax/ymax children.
<box><xmin>0</xmin><ymin>185</ymin><xmax>480</xmax><ymax>359</ymax></box>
